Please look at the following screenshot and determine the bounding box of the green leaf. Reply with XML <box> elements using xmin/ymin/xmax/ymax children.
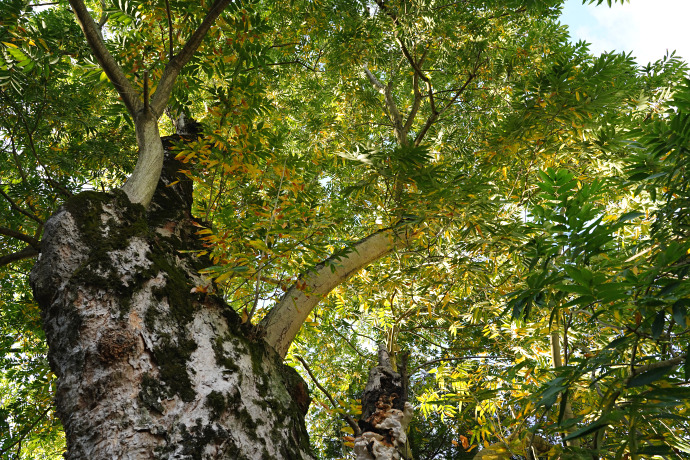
<box><xmin>651</xmin><ymin>311</ymin><xmax>665</xmax><ymax>339</ymax></box>
<box><xmin>673</xmin><ymin>300</ymin><xmax>689</xmax><ymax>328</ymax></box>
<box><xmin>637</xmin><ymin>445</ymin><xmax>675</xmax><ymax>455</ymax></box>
<box><xmin>617</xmin><ymin>211</ymin><xmax>644</xmax><ymax>222</ymax></box>
<box><xmin>606</xmin><ymin>334</ymin><xmax>634</xmax><ymax>350</ymax></box>
<box><xmin>628</xmin><ymin>364</ymin><xmax>674</xmax><ymax>388</ymax></box>
<box><xmin>563</xmin><ymin>419</ymin><xmax>609</xmax><ymax>441</ymax></box>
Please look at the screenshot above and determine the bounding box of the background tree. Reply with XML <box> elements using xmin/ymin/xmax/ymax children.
<box><xmin>1</xmin><ymin>0</ymin><xmax>689</xmax><ymax>459</ymax></box>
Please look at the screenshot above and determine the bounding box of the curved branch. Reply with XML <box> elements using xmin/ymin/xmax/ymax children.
<box><xmin>260</xmin><ymin>227</ymin><xmax>412</xmax><ymax>358</ymax></box>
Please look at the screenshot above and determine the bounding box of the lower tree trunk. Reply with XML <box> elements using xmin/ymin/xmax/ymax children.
<box><xmin>30</xmin><ymin>136</ymin><xmax>313</xmax><ymax>459</ymax></box>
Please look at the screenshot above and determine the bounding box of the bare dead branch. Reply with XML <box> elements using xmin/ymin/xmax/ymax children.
<box><xmin>295</xmin><ymin>356</ymin><xmax>362</xmax><ymax>437</ymax></box>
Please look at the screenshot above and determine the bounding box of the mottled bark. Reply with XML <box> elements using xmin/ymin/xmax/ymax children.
<box><xmin>30</xmin><ymin>139</ymin><xmax>313</xmax><ymax>459</ymax></box>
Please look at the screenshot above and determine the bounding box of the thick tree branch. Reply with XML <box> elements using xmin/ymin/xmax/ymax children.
<box><xmin>68</xmin><ymin>0</ymin><xmax>142</xmax><ymax>116</ymax></box>
<box><xmin>0</xmin><ymin>227</ymin><xmax>41</xmax><ymax>249</ymax></box>
<box><xmin>295</xmin><ymin>356</ymin><xmax>362</xmax><ymax>437</ymax></box>
<box><xmin>260</xmin><ymin>227</ymin><xmax>413</xmax><ymax>357</ymax></box>
<box><xmin>149</xmin><ymin>0</ymin><xmax>234</xmax><ymax>116</ymax></box>
<box><xmin>0</xmin><ymin>246</ymin><xmax>39</xmax><ymax>267</ymax></box>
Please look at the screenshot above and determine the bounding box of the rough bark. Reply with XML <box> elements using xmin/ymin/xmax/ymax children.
<box><xmin>355</xmin><ymin>345</ymin><xmax>413</xmax><ymax>460</ymax></box>
<box><xmin>30</xmin><ymin>138</ymin><xmax>313</xmax><ymax>459</ymax></box>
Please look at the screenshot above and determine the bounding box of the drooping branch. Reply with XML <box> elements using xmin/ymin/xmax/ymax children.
<box><xmin>68</xmin><ymin>0</ymin><xmax>142</xmax><ymax>116</ymax></box>
<box><xmin>260</xmin><ymin>227</ymin><xmax>412</xmax><ymax>358</ymax></box>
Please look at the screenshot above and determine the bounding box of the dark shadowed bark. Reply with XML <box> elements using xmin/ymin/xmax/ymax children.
<box><xmin>30</xmin><ymin>137</ymin><xmax>313</xmax><ymax>459</ymax></box>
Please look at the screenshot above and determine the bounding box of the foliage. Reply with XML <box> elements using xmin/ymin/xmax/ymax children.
<box><xmin>1</xmin><ymin>0</ymin><xmax>690</xmax><ymax>459</ymax></box>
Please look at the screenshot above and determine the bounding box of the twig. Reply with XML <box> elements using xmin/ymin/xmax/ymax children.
<box><xmin>410</xmin><ymin>355</ymin><xmax>503</xmax><ymax>375</ymax></box>
<box><xmin>247</xmin><ymin>161</ymin><xmax>287</xmax><ymax>323</ymax></box>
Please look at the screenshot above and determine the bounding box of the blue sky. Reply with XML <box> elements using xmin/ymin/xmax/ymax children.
<box><xmin>559</xmin><ymin>0</ymin><xmax>690</xmax><ymax>65</ymax></box>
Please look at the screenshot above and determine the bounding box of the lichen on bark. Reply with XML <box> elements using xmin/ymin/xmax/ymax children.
<box><xmin>30</xmin><ymin>136</ymin><xmax>313</xmax><ymax>459</ymax></box>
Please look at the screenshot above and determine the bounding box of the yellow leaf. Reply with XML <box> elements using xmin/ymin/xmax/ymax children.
<box><xmin>215</xmin><ymin>271</ymin><xmax>233</xmax><ymax>284</ymax></box>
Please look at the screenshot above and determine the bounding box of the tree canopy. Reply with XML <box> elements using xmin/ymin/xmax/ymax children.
<box><xmin>1</xmin><ymin>0</ymin><xmax>690</xmax><ymax>458</ymax></box>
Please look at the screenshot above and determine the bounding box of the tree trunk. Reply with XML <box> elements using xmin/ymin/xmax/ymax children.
<box><xmin>30</xmin><ymin>137</ymin><xmax>313</xmax><ymax>459</ymax></box>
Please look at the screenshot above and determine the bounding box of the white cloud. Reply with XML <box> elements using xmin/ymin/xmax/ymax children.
<box><xmin>563</xmin><ymin>0</ymin><xmax>690</xmax><ymax>65</ymax></box>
